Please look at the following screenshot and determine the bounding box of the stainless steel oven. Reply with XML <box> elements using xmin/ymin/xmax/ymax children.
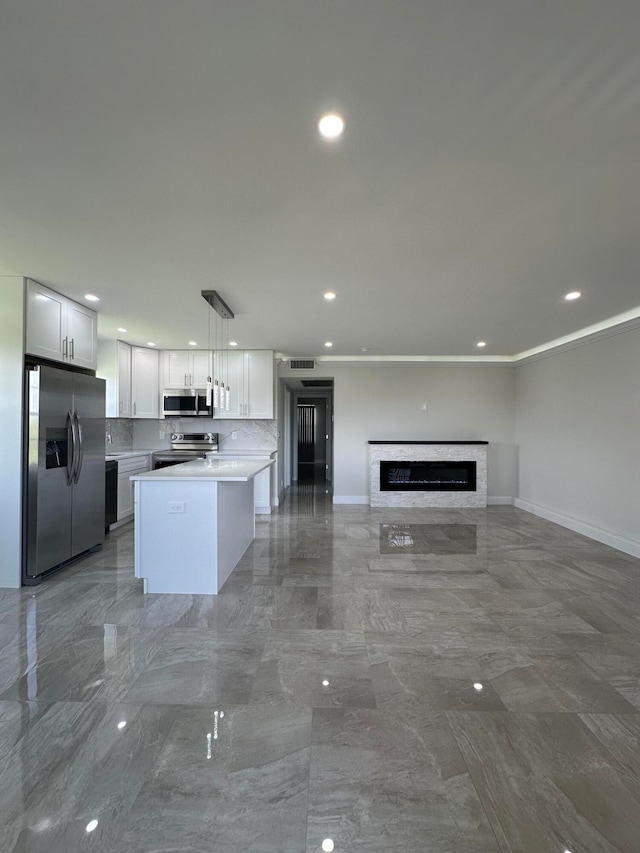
<box><xmin>162</xmin><ymin>389</ymin><xmax>212</xmax><ymax>418</ymax></box>
<box><xmin>152</xmin><ymin>432</ymin><xmax>219</xmax><ymax>469</ymax></box>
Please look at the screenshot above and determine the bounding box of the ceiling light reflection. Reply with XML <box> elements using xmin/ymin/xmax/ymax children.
<box><xmin>322</xmin><ymin>679</ymin><xmax>330</xmax><ymax>687</ymax></box>
<box><xmin>86</xmin><ymin>820</ymin><xmax>99</xmax><ymax>833</ymax></box>
<box><xmin>322</xmin><ymin>839</ymin><xmax>335</xmax><ymax>852</ymax></box>
<box><xmin>473</xmin><ymin>682</ymin><xmax>484</xmax><ymax>691</ymax></box>
<box><xmin>565</xmin><ymin>291</ymin><xmax>581</xmax><ymax>301</ymax></box>
<box><xmin>117</xmin><ymin>720</ymin><xmax>127</xmax><ymax>730</ymax></box>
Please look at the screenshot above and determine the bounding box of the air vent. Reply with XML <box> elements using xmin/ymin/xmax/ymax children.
<box><xmin>301</xmin><ymin>380</ymin><xmax>333</xmax><ymax>388</ymax></box>
<box><xmin>289</xmin><ymin>358</ymin><xmax>316</xmax><ymax>370</ymax></box>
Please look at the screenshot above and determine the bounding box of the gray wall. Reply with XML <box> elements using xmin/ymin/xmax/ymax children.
<box><xmin>515</xmin><ymin>324</ymin><xmax>640</xmax><ymax>554</ymax></box>
<box><xmin>281</xmin><ymin>363</ymin><xmax>517</xmax><ymax>502</ymax></box>
<box><xmin>0</xmin><ymin>277</ymin><xmax>25</xmax><ymax>587</ymax></box>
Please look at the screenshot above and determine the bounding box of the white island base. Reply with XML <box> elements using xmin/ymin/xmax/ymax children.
<box><xmin>133</xmin><ymin>458</ymin><xmax>271</xmax><ymax>594</ymax></box>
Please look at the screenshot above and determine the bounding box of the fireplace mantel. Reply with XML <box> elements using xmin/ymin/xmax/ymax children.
<box><xmin>368</xmin><ymin>442</ymin><xmax>488</xmax><ymax>508</ymax></box>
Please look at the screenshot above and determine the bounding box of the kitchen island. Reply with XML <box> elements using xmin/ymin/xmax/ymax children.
<box><xmin>131</xmin><ymin>457</ymin><xmax>274</xmax><ymax>594</ymax></box>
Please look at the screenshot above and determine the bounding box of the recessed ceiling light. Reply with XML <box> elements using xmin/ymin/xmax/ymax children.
<box><xmin>324</xmin><ymin>291</ymin><xmax>336</xmax><ymax>300</ymax></box>
<box><xmin>324</xmin><ymin>341</ymin><xmax>333</xmax><ymax>348</ymax></box>
<box><xmin>565</xmin><ymin>291</ymin><xmax>581</xmax><ymax>301</ymax></box>
<box><xmin>85</xmin><ymin>293</ymin><xmax>100</xmax><ymax>302</ymax></box>
<box><xmin>188</xmin><ymin>341</ymin><xmax>198</xmax><ymax>346</ymax></box>
<box><xmin>117</xmin><ymin>720</ymin><xmax>127</xmax><ymax>730</ymax></box>
<box><xmin>473</xmin><ymin>682</ymin><xmax>484</xmax><ymax>691</ymax></box>
<box><xmin>117</xmin><ymin>327</ymin><xmax>128</xmax><ymax>333</ymax></box>
<box><xmin>86</xmin><ymin>820</ymin><xmax>99</xmax><ymax>833</ymax></box>
<box><xmin>147</xmin><ymin>342</ymin><xmax>156</xmax><ymax>347</ymax></box>
<box><xmin>476</xmin><ymin>341</ymin><xmax>486</xmax><ymax>348</ymax></box>
<box><xmin>229</xmin><ymin>341</ymin><xmax>238</xmax><ymax>347</ymax></box>
<box><xmin>322</xmin><ymin>840</ymin><xmax>335</xmax><ymax>853</ymax></box>
<box><xmin>318</xmin><ymin>113</ymin><xmax>344</xmax><ymax>140</ymax></box>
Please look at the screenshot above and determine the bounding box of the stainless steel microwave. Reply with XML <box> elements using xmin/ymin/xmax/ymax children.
<box><xmin>162</xmin><ymin>389</ymin><xmax>212</xmax><ymax>417</ymax></box>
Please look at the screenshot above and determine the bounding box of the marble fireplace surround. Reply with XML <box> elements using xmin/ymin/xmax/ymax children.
<box><xmin>368</xmin><ymin>441</ymin><xmax>488</xmax><ymax>508</ymax></box>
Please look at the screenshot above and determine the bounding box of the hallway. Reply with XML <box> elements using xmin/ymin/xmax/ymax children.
<box><xmin>1</xmin><ymin>493</ymin><xmax>640</xmax><ymax>850</ymax></box>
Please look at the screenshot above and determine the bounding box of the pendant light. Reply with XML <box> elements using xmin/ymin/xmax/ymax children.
<box><xmin>201</xmin><ymin>290</ymin><xmax>234</xmax><ymax>413</ymax></box>
<box><xmin>206</xmin><ymin>307</ymin><xmax>212</xmax><ymax>407</ymax></box>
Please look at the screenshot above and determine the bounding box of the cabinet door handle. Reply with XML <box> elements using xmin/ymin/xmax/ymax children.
<box><xmin>70</xmin><ymin>338</ymin><xmax>75</xmax><ymax>359</ymax></box>
<box><xmin>185</xmin><ymin>373</ymin><xmax>188</xmax><ymax>386</ymax></box>
<box><xmin>63</xmin><ymin>337</ymin><xmax>68</xmax><ymax>358</ymax></box>
<box><xmin>133</xmin><ymin>401</ymin><xmax>137</xmax><ymax>416</ymax></box>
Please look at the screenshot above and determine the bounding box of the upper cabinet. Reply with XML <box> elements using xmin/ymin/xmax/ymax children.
<box><xmin>213</xmin><ymin>349</ymin><xmax>273</xmax><ymax>419</ymax></box>
<box><xmin>25</xmin><ymin>279</ymin><xmax>97</xmax><ymax>370</ymax></box>
<box><xmin>162</xmin><ymin>350</ymin><xmax>212</xmax><ymax>389</ymax></box>
<box><xmin>98</xmin><ymin>341</ymin><xmax>159</xmax><ymax>418</ymax></box>
<box><xmin>131</xmin><ymin>346</ymin><xmax>159</xmax><ymax>418</ymax></box>
<box><xmin>97</xmin><ymin>339</ymin><xmax>132</xmax><ymax>417</ymax></box>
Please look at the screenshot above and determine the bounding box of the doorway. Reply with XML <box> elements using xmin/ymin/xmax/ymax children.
<box><xmin>285</xmin><ymin>385</ymin><xmax>333</xmax><ymax>488</ymax></box>
<box><xmin>297</xmin><ymin>397</ymin><xmax>329</xmax><ymax>483</ymax></box>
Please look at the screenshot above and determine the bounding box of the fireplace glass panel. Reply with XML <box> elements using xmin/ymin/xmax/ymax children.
<box><xmin>380</xmin><ymin>460</ymin><xmax>476</xmax><ymax>491</ymax></box>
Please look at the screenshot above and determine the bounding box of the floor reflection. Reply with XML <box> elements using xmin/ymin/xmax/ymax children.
<box><xmin>379</xmin><ymin>523</ymin><xmax>478</xmax><ymax>555</ymax></box>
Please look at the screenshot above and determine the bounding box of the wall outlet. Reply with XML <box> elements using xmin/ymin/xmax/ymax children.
<box><xmin>168</xmin><ymin>501</ymin><xmax>185</xmax><ymax>513</ymax></box>
<box><xmin>231</xmin><ymin>430</ymin><xmax>238</xmax><ymax>440</ymax></box>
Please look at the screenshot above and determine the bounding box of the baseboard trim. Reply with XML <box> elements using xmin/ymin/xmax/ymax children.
<box><xmin>487</xmin><ymin>496</ymin><xmax>514</xmax><ymax>506</ymax></box>
<box><xmin>514</xmin><ymin>498</ymin><xmax>640</xmax><ymax>559</ymax></box>
<box><xmin>333</xmin><ymin>495</ymin><xmax>369</xmax><ymax>505</ymax></box>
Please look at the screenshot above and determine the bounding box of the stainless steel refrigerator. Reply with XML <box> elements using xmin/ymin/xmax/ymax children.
<box><xmin>23</xmin><ymin>363</ymin><xmax>106</xmax><ymax>584</ymax></box>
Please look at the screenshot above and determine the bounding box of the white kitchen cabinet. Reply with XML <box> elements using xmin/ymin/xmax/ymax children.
<box><xmin>115</xmin><ymin>454</ymin><xmax>151</xmax><ymax>525</ymax></box>
<box><xmin>162</xmin><ymin>350</ymin><xmax>212</xmax><ymax>388</ymax></box>
<box><xmin>118</xmin><ymin>341</ymin><xmax>132</xmax><ymax>416</ymax></box>
<box><xmin>218</xmin><ymin>454</ymin><xmax>273</xmax><ymax>512</ymax></box>
<box><xmin>25</xmin><ymin>279</ymin><xmax>98</xmax><ymax>370</ymax></box>
<box><xmin>213</xmin><ymin>350</ymin><xmax>273</xmax><ymax>419</ymax></box>
<box><xmin>98</xmin><ymin>339</ymin><xmax>132</xmax><ymax>417</ymax></box>
<box><xmin>131</xmin><ymin>346</ymin><xmax>159</xmax><ymax>418</ymax></box>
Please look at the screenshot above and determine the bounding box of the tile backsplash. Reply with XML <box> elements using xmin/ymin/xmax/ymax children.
<box><xmin>106</xmin><ymin>418</ymin><xmax>277</xmax><ymax>453</ymax></box>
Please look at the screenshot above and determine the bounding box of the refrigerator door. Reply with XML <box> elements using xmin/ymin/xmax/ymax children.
<box><xmin>71</xmin><ymin>373</ymin><xmax>106</xmax><ymax>557</ymax></box>
<box><xmin>24</xmin><ymin>365</ymin><xmax>74</xmax><ymax>578</ymax></box>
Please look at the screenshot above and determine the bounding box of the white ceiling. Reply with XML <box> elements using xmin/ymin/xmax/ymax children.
<box><xmin>2</xmin><ymin>1</ymin><xmax>640</xmax><ymax>358</ymax></box>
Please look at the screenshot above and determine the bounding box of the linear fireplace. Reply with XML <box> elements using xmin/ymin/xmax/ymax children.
<box><xmin>368</xmin><ymin>441</ymin><xmax>488</xmax><ymax>508</ymax></box>
<box><xmin>380</xmin><ymin>460</ymin><xmax>477</xmax><ymax>492</ymax></box>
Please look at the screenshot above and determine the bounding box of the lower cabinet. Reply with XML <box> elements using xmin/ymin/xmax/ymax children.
<box><xmin>218</xmin><ymin>455</ymin><xmax>273</xmax><ymax>513</ymax></box>
<box><xmin>253</xmin><ymin>468</ymin><xmax>271</xmax><ymax>513</ymax></box>
<box><xmin>114</xmin><ymin>455</ymin><xmax>151</xmax><ymax>526</ymax></box>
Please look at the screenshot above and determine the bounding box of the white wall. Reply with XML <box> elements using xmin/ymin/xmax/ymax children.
<box><xmin>280</xmin><ymin>363</ymin><xmax>517</xmax><ymax>502</ymax></box>
<box><xmin>0</xmin><ymin>277</ymin><xmax>25</xmax><ymax>587</ymax></box>
<box><xmin>515</xmin><ymin>324</ymin><xmax>640</xmax><ymax>556</ymax></box>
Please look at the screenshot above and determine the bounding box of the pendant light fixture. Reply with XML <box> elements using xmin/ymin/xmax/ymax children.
<box><xmin>201</xmin><ymin>290</ymin><xmax>234</xmax><ymax>413</ymax></box>
<box><xmin>224</xmin><ymin>320</ymin><xmax>231</xmax><ymax>412</ymax></box>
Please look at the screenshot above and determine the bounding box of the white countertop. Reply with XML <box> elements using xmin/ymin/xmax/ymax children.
<box><xmin>107</xmin><ymin>449</ymin><xmax>276</xmax><ymax>461</ymax></box>
<box><xmin>105</xmin><ymin>449</ymin><xmax>155</xmax><ymax>461</ymax></box>
<box><xmin>216</xmin><ymin>449</ymin><xmax>276</xmax><ymax>458</ymax></box>
<box><xmin>130</xmin><ymin>457</ymin><xmax>274</xmax><ymax>482</ymax></box>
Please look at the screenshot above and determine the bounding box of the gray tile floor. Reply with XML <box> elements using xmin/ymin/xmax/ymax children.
<box><xmin>2</xmin><ymin>485</ymin><xmax>640</xmax><ymax>851</ymax></box>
